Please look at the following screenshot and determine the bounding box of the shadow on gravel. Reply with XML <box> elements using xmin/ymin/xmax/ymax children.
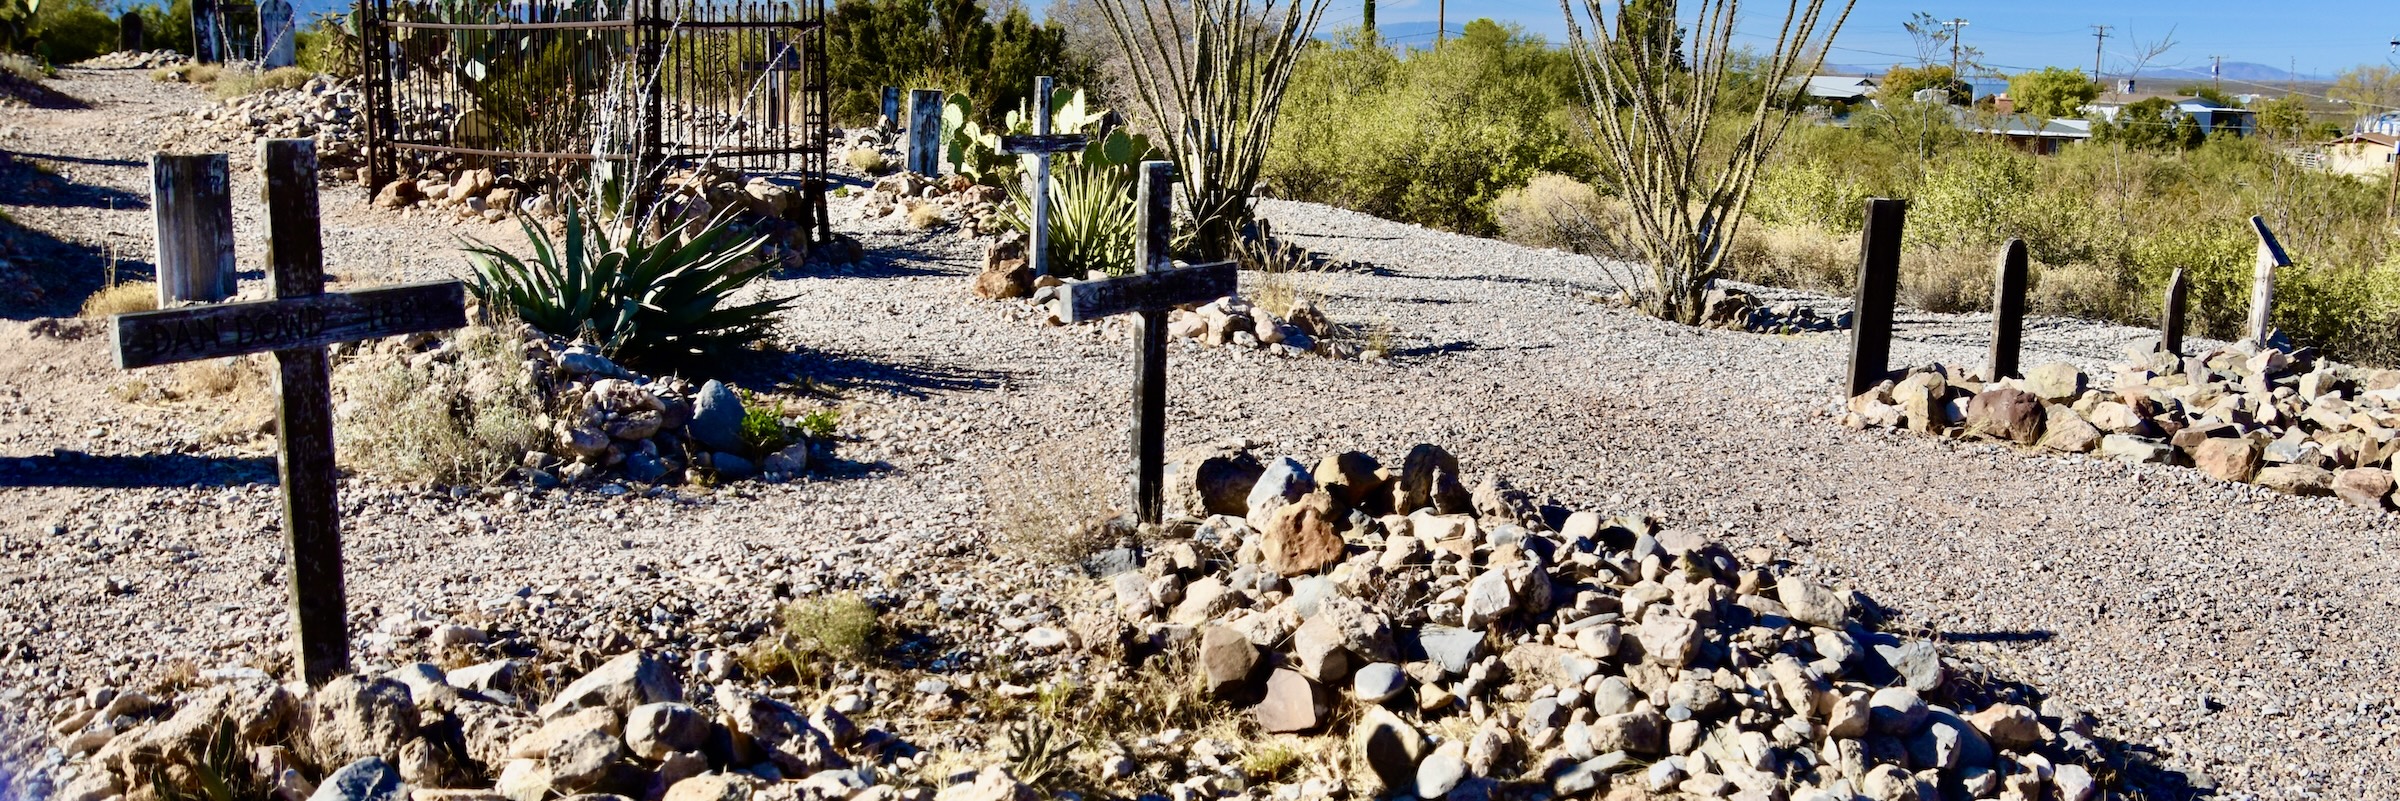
<box><xmin>0</xmin><ymin>452</ymin><xmax>278</xmax><ymax>488</ymax></box>
<box><xmin>0</xmin><ymin>214</ymin><xmax>143</xmax><ymax>321</ymax></box>
<box><xmin>0</xmin><ymin>75</ymin><xmax>91</xmax><ymax>110</ymax></box>
<box><xmin>1940</xmin><ymin>630</ymin><xmax>2057</xmax><ymax>644</ymax></box>
<box><xmin>731</xmin><ymin>346</ymin><xmax>1014</xmax><ymax>400</ymax></box>
<box><xmin>1</xmin><ymin>152</ymin><xmax>148</xmax><ymax>210</ymax></box>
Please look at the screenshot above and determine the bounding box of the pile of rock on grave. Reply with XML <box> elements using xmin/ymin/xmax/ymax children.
<box><xmin>1110</xmin><ymin>440</ymin><xmax>2116</xmax><ymax>800</ymax></box>
<box><xmin>78</xmin><ymin>50</ymin><xmax>193</xmax><ymax>69</ymax></box>
<box><xmin>1844</xmin><ymin>338</ymin><xmax>2400</xmax><ymax>510</ymax></box>
<box><xmin>353</xmin><ymin>322</ymin><xmax>816</xmax><ymax>487</ymax></box>
<box><xmin>969</xmin><ymin>234</ymin><xmax>1367</xmax><ymax>361</ymax></box>
<box><xmin>1696</xmin><ymin>286</ymin><xmax>1851</xmax><ymax>336</ymax></box>
<box><xmin>853</xmin><ymin>170</ymin><xmax>1011</xmax><ymax>236</ymax></box>
<box><xmin>43</xmin><ymin>648</ymin><xmax>933</xmax><ymax>801</ymax></box>
<box><xmin>157</xmin><ymin>74</ymin><xmax>366</xmax><ymax>168</ymax></box>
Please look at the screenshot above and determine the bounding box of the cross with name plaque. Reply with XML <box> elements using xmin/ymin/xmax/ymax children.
<box><xmin>111</xmin><ymin>140</ymin><xmax>467</xmax><ymax>685</ymax></box>
<box><xmin>1055</xmin><ymin>161</ymin><xmax>1235</xmax><ymax>524</ymax></box>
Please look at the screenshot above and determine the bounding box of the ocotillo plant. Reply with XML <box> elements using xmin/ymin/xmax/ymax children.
<box><xmin>1095</xmin><ymin>0</ymin><xmax>1331</xmax><ymax>260</ymax></box>
<box><xmin>1558</xmin><ymin>0</ymin><xmax>1856</xmax><ymax>324</ymax></box>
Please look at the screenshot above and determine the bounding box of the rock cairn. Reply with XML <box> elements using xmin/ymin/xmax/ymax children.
<box><xmin>1107</xmin><ymin>441</ymin><xmax>2116</xmax><ymax>800</ymax></box>
<box><xmin>1700</xmin><ymin>286</ymin><xmax>1850</xmax><ymax>335</ymax></box>
<box><xmin>1845</xmin><ymin>340</ymin><xmax>2400</xmax><ymax>510</ymax></box>
<box><xmin>856</xmin><ymin>171</ymin><xmax>1009</xmax><ymax>236</ymax></box>
<box><xmin>159</xmin><ymin>75</ymin><xmax>364</xmax><ymax>168</ymax></box>
<box><xmin>971</xmin><ymin>234</ymin><xmax>1367</xmax><ymax>360</ymax></box>
<box><xmin>77</xmin><ymin>50</ymin><xmax>193</xmax><ymax>69</ymax></box>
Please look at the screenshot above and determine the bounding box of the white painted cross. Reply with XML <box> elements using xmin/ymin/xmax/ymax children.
<box><xmin>998</xmin><ymin>76</ymin><xmax>1088</xmax><ymax>278</ymax></box>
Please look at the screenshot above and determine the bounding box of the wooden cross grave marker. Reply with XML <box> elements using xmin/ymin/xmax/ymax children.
<box><xmin>112</xmin><ymin>140</ymin><xmax>467</xmax><ymax>686</ymax></box>
<box><xmin>998</xmin><ymin>75</ymin><xmax>1088</xmax><ymax>279</ymax></box>
<box><xmin>1055</xmin><ymin>161</ymin><xmax>1235</xmax><ymax>524</ymax></box>
<box><xmin>740</xmin><ymin>38</ymin><xmax>804</xmax><ymax>128</ymax></box>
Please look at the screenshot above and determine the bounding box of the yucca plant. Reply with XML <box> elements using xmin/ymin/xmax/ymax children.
<box><xmin>1003</xmin><ymin>162</ymin><xmax>1139</xmax><ymax>279</ymax></box>
<box><xmin>462</xmin><ymin>204</ymin><xmax>796</xmax><ymax>369</ymax></box>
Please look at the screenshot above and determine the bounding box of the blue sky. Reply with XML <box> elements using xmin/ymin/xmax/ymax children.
<box><xmin>1349</xmin><ymin>0</ymin><xmax>2388</xmax><ymax>80</ymax></box>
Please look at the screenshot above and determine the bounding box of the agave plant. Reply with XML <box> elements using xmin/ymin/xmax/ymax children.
<box><xmin>1003</xmin><ymin>161</ymin><xmax>1139</xmax><ymax>279</ymax></box>
<box><xmin>462</xmin><ymin>204</ymin><xmax>795</xmax><ymax>368</ymax></box>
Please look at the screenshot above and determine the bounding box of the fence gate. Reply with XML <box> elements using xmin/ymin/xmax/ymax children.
<box><xmin>359</xmin><ymin>0</ymin><xmax>830</xmax><ymax>243</ymax></box>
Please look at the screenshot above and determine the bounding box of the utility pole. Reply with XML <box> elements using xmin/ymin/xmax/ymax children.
<box><xmin>1945</xmin><ymin>18</ymin><xmax>1969</xmax><ymax>78</ymax></box>
<box><xmin>2091</xmin><ymin>25</ymin><xmax>2111</xmax><ymax>84</ymax></box>
<box><xmin>2209</xmin><ymin>54</ymin><xmax>2222</xmax><ymax>93</ymax></box>
<box><xmin>1362</xmin><ymin>0</ymin><xmax>1374</xmax><ymax>42</ymax></box>
<box><xmin>1435</xmin><ymin>0</ymin><xmax>1444</xmax><ymax>49</ymax></box>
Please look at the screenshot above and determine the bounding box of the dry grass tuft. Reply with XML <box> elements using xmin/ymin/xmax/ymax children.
<box><xmin>1726</xmin><ymin>225</ymin><xmax>1856</xmax><ymax>295</ymax></box>
<box><xmin>906</xmin><ymin>204</ymin><xmax>949</xmax><ymax>230</ymax></box>
<box><xmin>79</xmin><ymin>281</ymin><xmax>158</xmax><ymax>318</ymax></box>
<box><xmin>332</xmin><ymin>326</ymin><xmax>548</xmax><ymax>485</ymax></box>
<box><xmin>1898</xmin><ymin>247</ymin><xmax>1996</xmax><ymax>314</ymax></box>
<box><xmin>845</xmin><ymin>149</ymin><xmax>891</xmax><ymax>175</ymax></box>
<box><xmin>208</xmin><ymin>66</ymin><xmax>314</xmax><ymax>99</ymax></box>
<box><xmin>152</xmin><ymin>64</ymin><xmax>224</xmax><ymax>84</ymax></box>
<box><xmin>984</xmin><ymin>433</ymin><xmax>1126</xmax><ymax>563</ymax></box>
<box><xmin>1</xmin><ymin>54</ymin><xmax>50</xmax><ymax>82</ymax></box>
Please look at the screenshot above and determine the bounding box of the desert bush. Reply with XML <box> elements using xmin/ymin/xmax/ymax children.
<box><xmin>1270</xmin><ymin>22</ymin><xmax>1592</xmax><ymax>236</ymax></box>
<box><xmin>825</xmin><ymin>0</ymin><xmax>1085</xmax><ymax>128</ymax></box>
<box><xmin>1724</xmin><ymin>225</ymin><xmax>1854</xmax><ymax>295</ymax></box>
<box><xmin>206</xmin><ymin>64</ymin><xmax>309</xmax><ymax>99</ymax></box>
<box><xmin>334</xmin><ymin>326</ymin><xmax>547</xmax><ymax>485</ymax></box>
<box><xmin>844</xmin><ymin>148</ymin><xmax>890</xmax><ymax>175</ymax></box>
<box><xmin>905</xmin><ymin>204</ymin><xmax>947</xmax><ymax>230</ymax></box>
<box><xmin>293</xmin><ymin>13</ymin><xmax>359</xmax><ymax>78</ymax></box>
<box><xmin>79</xmin><ymin>280</ymin><xmax>157</xmax><ymax>317</ymax></box>
<box><xmin>1896</xmin><ymin>247</ymin><xmax>1993</xmax><ymax>314</ymax></box>
<box><xmin>150</xmin><ymin>62</ymin><xmax>219</xmax><ymax>83</ymax></box>
<box><xmin>462</xmin><ymin>203</ymin><xmax>795</xmax><ymax>370</ymax></box>
<box><xmin>2028</xmin><ymin>261</ymin><xmax>2134</xmax><ymax>322</ymax></box>
<box><xmin>745</xmin><ymin>594</ymin><xmax>881</xmax><ymax>681</ymax></box>
<box><xmin>6</xmin><ymin>0</ymin><xmax>114</xmax><ymax>66</ymax></box>
<box><xmin>985</xmin><ymin>433</ymin><xmax>1123</xmax><ymax>564</ymax></box>
<box><xmin>1</xmin><ymin>52</ymin><xmax>46</xmax><ymax>79</ymax></box>
<box><xmin>1493</xmin><ymin>172</ymin><xmax>1613</xmax><ymax>252</ymax></box>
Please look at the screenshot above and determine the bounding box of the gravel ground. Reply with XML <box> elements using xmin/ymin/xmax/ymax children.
<box><xmin>2</xmin><ymin>68</ymin><xmax>2393</xmax><ymax>800</ymax></box>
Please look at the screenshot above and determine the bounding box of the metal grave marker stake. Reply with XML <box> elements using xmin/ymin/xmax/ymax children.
<box><xmin>111</xmin><ymin>140</ymin><xmax>467</xmax><ymax>686</ymax></box>
<box><xmin>999</xmin><ymin>76</ymin><xmax>1088</xmax><ymax>278</ymax></box>
<box><xmin>1056</xmin><ymin>161</ymin><xmax>1236</xmax><ymax>524</ymax></box>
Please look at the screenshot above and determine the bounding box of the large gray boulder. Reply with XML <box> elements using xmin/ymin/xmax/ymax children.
<box><xmin>687</xmin><ymin>380</ymin><xmax>747</xmax><ymax>453</ymax></box>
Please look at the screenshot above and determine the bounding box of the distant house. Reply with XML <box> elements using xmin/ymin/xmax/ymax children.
<box><xmin>1793</xmin><ymin>75</ymin><xmax>1878</xmax><ymax>105</ymax></box>
<box><xmin>2082</xmin><ymin>91</ymin><xmax>2257</xmax><ymax>136</ymax></box>
<box><xmin>2324</xmin><ymin>132</ymin><xmax>2398</xmax><ymax>181</ymax></box>
<box><xmin>1967</xmin><ymin>113</ymin><xmax>2094</xmax><ymax>156</ymax></box>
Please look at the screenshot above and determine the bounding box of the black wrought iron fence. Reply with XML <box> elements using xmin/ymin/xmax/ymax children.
<box><xmin>358</xmin><ymin>0</ymin><xmax>829</xmax><ymax>242</ymax></box>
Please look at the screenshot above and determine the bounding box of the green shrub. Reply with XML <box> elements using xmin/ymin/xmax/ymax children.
<box><xmin>794</xmin><ymin>407</ymin><xmax>837</xmax><ymax>439</ymax></box>
<box><xmin>825</xmin><ymin>0</ymin><xmax>1084</xmax><ymax>128</ymax></box>
<box><xmin>8</xmin><ymin>0</ymin><xmax>114</xmax><ymax>65</ymax></box>
<box><xmin>1267</xmin><ymin>21</ymin><xmax>1593</xmax><ymax>236</ymax></box>
<box><xmin>294</xmin><ymin>12</ymin><xmax>359</xmax><ymax>78</ymax></box>
<box><xmin>461</xmin><ymin>204</ymin><xmax>796</xmax><ymax>370</ymax></box>
<box><xmin>736</xmin><ymin>390</ymin><xmax>795</xmax><ymax>456</ymax></box>
<box><xmin>747</xmin><ymin>594</ymin><xmax>881</xmax><ymax>680</ymax></box>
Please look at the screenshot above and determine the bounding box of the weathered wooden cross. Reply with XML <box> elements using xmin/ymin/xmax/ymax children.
<box><xmin>1056</xmin><ymin>161</ymin><xmax>1235</xmax><ymax>524</ymax></box>
<box><xmin>740</xmin><ymin>38</ymin><xmax>804</xmax><ymax>128</ymax></box>
<box><xmin>2245</xmin><ymin>215</ymin><xmax>2291</xmax><ymax>347</ymax></box>
<box><xmin>112</xmin><ymin>140</ymin><xmax>467</xmax><ymax>686</ymax></box>
<box><xmin>998</xmin><ymin>76</ymin><xmax>1089</xmax><ymax>278</ymax></box>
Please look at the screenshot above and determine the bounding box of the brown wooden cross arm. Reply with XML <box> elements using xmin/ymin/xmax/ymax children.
<box><xmin>1056</xmin><ymin>262</ymin><xmax>1235</xmax><ymax>323</ymax></box>
<box><xmin>114</xmin><ymin>281</ymin><xmax>467</xmax><ymax>369</ymax></box>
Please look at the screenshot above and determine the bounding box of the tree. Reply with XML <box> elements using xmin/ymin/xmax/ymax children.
<box><xmin>1882</xmin><ymin>63</ymin><xmax>1966</xmax><ymax>105</ymax></box>
<box><xmin>1558</xmin><ymin>0</ymin><xmax>1859</xmax><ymax>324</ymax></box>
<box><xmin>826</xmin><ymin>0</ymin><xmax>1083</xmax><ymax>126</ymax></box>
<box><xmin>1902</xmin><ymin>10</ymin><xmax>1979</xmax><ymax>74</ymax></box>
<box><xmin>2008</xmin><ymin>66</ymin><xmax>2096</xmax><ymax>118</ymax></box>
<box><xmin>1612</xmin><ymin>0</ymin><xmax>1684</xmax><ymax>77</ymax></box>
<box><xmin>2251</xmin><ymin>94</ymin><xmax>2312</xmax><ymax>141</ymax></box>
<box><xmin>1097</xmin><ymin>0</ymin><xmax>1333</xmax><ymax>257</ymax></box>
<box><xmin>2330</xmin><ymin>65</ymin><xmax>2400</xmax><ymax>120</ymax></box>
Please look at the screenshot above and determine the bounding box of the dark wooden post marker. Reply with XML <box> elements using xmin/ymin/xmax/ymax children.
<box><xmin>1845</xmin><ymin>198</ymin><xmax>1905</xmax><ymax>397</ymax></box>
<box><xmin>1056</xmin><ymin>161</ymin><xmax>1235</xmax><ymax>524</ymax></box>
<box><xmin>1987</xmin><ymin>238</ymin><xmax>2027</xmax><ymax>381</ymax></box>
<box><xmin>111</xmin><ymin>140</ymin><xmax>467</xmax><ymax>685</ymax></box>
